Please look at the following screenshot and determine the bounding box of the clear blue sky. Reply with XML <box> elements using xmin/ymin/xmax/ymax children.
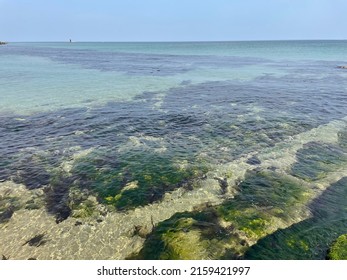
<box><xmin>1</xmin><ymin>0</ymin><xmax>346</xmax><ymax>42</ymax></box>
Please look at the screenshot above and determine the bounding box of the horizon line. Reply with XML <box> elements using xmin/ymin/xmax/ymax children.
<box><xmin>5</xmin><ymin>38</ymin><xmax>347</xmax><ymax>43</ymax></box>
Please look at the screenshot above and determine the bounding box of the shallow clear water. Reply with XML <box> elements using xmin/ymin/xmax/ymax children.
<box><xmin>1</xmin><ymin>41</ymin><xmax>347</xmax><ymax>259</ymax></box>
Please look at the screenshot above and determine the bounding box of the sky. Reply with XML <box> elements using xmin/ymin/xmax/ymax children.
<box><xmin>0</xmin><ymin>0</ymin><xmax>346</xmax><ymax>42</ymax></box>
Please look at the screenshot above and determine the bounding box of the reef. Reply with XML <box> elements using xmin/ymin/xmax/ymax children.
<box><xmin>131</xmin><ymin>210</ymin><xmax>232</xmax><ymax>260</ymax></box>
<box><xmin>291</xmin><ymin>142</ymin><xmax>347</xmax><ymax>181</ymax></box>
<box><xmin>328</xmin><ymin>234</ymin><xmax>347</xmax><ymax>260</ymax></box>
<box><xmin>70</xmin><ymin>149</ymin><xmax>208</xmax><ymax>211</ymax></box>
<box><xmin>244</xmin><ymin>177</ymin><xmax>347</xmax><ymax>259</ymax></box>
<box><xmin>133</xmin><ymin>170</ymin><xmax>313</xmax><ymax>259</ymax></box>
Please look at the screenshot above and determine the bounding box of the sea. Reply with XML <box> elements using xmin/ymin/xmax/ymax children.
<box><xmin>0</xmin><ymin>41</ymin><xmax>347</xmax><ymax>259</ymax></box>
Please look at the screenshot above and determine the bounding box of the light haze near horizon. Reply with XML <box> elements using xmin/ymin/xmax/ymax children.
<box><xmin>0</xmin><ymin>0</ymin><xmax>346</xmax><ymax>42</ymax></box>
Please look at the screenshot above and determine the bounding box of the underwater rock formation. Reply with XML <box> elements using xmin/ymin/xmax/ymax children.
<box><xmin>244</xmin><ymin>176</ymin><xmax>347</xmax><ymax>260</ymax></box>
<box><xmin>328</xmin><ymin>234</ymin><xmax>347</xmax><ymax>260</ymax></box>
<box><xmin>132</xmin><ymin>170</ymin><xmax>314</xmax><ymax>259</ymax></box>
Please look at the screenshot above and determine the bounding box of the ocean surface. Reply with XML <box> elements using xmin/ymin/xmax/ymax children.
<box><xmin>1</xmin><ymin>41</ymin><xmax>347</xmax><ymax>259</ymax></box>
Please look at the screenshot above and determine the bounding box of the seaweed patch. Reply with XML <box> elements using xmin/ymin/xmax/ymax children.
<box><xmin>291</xmin><ymin>142</ymin><xmax>347</xmax><ymax>181</ymax></box>
<box><xmin>244</xmin><ymin>177</ymin><xmax>347</xmax><ymax>259</ymax></box>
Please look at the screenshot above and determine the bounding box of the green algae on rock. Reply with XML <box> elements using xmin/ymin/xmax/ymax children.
<box><xmin>218</xmin><ymin>170</ymin><xmax>312</xmax><ymax>221</ymax></box>
<box><xmin>244</xmin><ymin>177</ymin><xmax>347</xmax><ymax>260</ymax></box>
<box><xmin>133</xmin><ymin>169</ymin><xmax>314</xmax><ymax>259</ymax></box>
<box><xmin>71</xmin><ymin>149</ymin><xmax>208</xmax><ymax>210</ymax></box>
<box><xmin>216</xmin><ymin>170</ymin><xmax>312</xmax><ymax>249</ymax></box>
<box><xmin>69</xmin><ymin>187</ymin><xmax>108</xmax><ymax>219</ymax></box>
<box><xmin>132</xmin><ymin>210</ymin><xmax>235</xmax><ymax>260</ymax></box>
<box><xmin>328</xmin><ymin>234</ymin><xmax>347</xmax><ymax>260</ymax></box>
<box><xmin>291</xmin><ymin>142</ymin><xmax>347</xmax><ymax>181</ymax></box>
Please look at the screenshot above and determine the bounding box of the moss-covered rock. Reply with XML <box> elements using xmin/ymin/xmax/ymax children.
<box><xmin>133</xmin><ymin>210</ymin><xmax>234</xmax><ymax>260</ymax></box>
<box><xmin>71</xmin><ymin>149</ymin><xmax>208</xmax><ymax>210</ymax></box>
<box><xmin>69</xmin><ymin>188</ymin><xmax>107</xmax><ymax>219</ymax></box>
<box><xmin>218</xmin><ymin>170</ymin><xmax>311</xmax><ymax>222</ymax></box>
<box><xmin>245</xmin><ymin>177</ymin><xmax>347</xmax><ymax>260</ymax></box>
<box><xmin>291</xmin><ymin>142</ymin><xmax>347</xmax><ymax>181</ymax></box>
<box><xmin>328</xmin><ymin>234</ymin><xmax>347</xmax><ymax>260</ymax></box>
<box><xmin>134</xmin><ymin>169</ymin><xmax>313</xmax><ymax>260</ymax></box>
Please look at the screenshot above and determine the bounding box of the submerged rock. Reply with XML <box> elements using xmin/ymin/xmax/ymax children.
<box><xmin>328</xmin><ymin>234</ymin><xmax>347</xmax><ymax>260</ymax></box>
<box><xmin>291</xmin><ymin>142</ymin><xmax>347</xmax><ymax>181</ymax></box>
<box><xmin>133</xmin><ymin>210</ymin><xmax>233</xmax><ymax>260</ymax></box>
<box><xmin>44</xmin><ymin>176</ymin><xmax>72</xmax><ymax>223</ymax></box>
<box><xmin>133</xmin><ymin>169</ymin><xmax>314</xmax><ymax>260</ymax></box>
<box><xmin>246</xmin><ymin>156</ymin><xmax>261</xmax><ymax>165</ymax></box>
<box><xmin>245</xmin><ymin>176</ymin><xmax>347</xmax><ymax>260</ymax></box>
<box><xmin>213</xmin><ymin>177</ymin><xmax>228</xmax><ymax>194</ymax></box>
<box><xmin>69</xmin><ymin>189</ymin><xmax>107</xmax><ymax>220</ymax></box>
<box><xmin>71</xmin><ymin>149</ymin><xmax>208</xmax><ymax>210</ymax></box>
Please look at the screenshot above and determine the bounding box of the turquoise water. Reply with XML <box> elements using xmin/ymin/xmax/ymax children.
<box><xmin>1</xmin><ymin>41</ymin><xmax>347</xmax><ymax>259</ymax></box>
<box><xmin>2</xmin><ymin>40</ymin><xmax>347</xmax><ymax>114</ymax></box>
<box><xmin>11</xmin><ymin>40</ymin><xmax>347</xmax><ymax>59</ymax></box>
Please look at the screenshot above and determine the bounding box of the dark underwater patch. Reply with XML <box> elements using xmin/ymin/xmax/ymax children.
<box><xmin>12</xmin><ymin>155</ymin><xmax>51</xmax><ymax>190</ymax></box>
<box><xmin>246</xmin><ymin>156</ymin><xmax>261</xmax><ymax>165</ymax></box>
<box><xmin>216</xmin><ymin>170</ymin><xmax>311</xmax><ymax>243</ymax></box>
<box><xmin>0</xmin><ymin>64</ymin><xmax>347</xmax><ymax>223</ymax></box>
<box><xmin>244</xmin><ymin>177</ymin><xmax>347</xmax><ymax>259</ymax></box>
<box><xmin>1</xmin><ymin>44</ymin><xmax>271</xmax><ymax>77</ymax></box>
<box><xmin>71</xmin><ymin>149</ymin><xmax>208</xmax><ymax>210</ymax></box>
<box><xmin>134</xmin><ymin>170</ymin><xmax>311</xmax><ymax>259</ymax></box>
<box><xmin>0</xmin><ymin>195</ymin><xmax>22</xmax><ymax>224</ymax></box>
<box><xmin>44</xmin><ymin>175</ymin><xmax>72</xmax><ymax>223</ymax></box>
<box><xmin>0</xmin><ymin>206</ymin><xmax>15</xmax><ymax>224</ymax></box>
<box><xmin>220</xmin><ymin>170</ymin><xmax>309</xmax><ymax>213</ymax></box>
<box><xmin>291</xmin><ymin>142</ymin><xmax>347</xmax><ymax>181</ymax></box>
<box><xmin>131</xmin><ymin>210</ymin><xmax>231</xmax><ymax>260</ymax></box>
